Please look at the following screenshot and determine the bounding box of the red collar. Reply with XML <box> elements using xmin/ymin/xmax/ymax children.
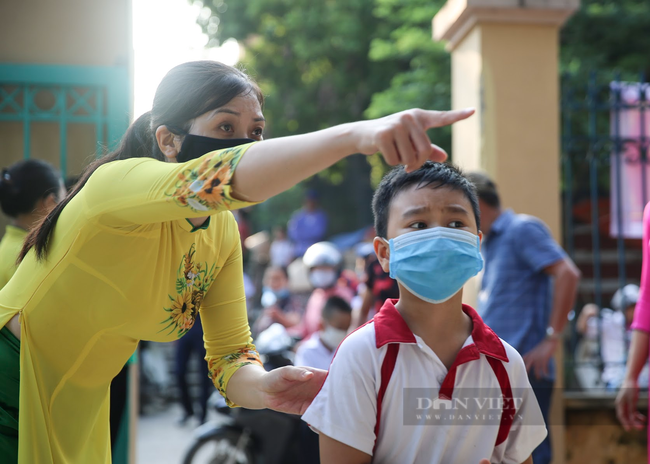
<box><xmin>373</xmin><ymin>299</ymin><xmax>509</xmax><ymax>362</ymax></box>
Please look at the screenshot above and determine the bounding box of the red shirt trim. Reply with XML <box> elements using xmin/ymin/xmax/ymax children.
<box><xmin>373</xmin><ymin>299</ymin><xmax>509</xmax><ymax>363</ymax></box>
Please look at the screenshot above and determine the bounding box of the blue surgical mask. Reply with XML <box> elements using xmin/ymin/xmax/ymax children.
<box><xmin>389</xmin><ymin>227</ymin><xmax>483</xmax><ymax>304</ymax></box>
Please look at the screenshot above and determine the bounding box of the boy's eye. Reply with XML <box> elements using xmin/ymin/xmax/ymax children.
<box><xmin>410</xmin><ymin>222</ymin><xmax>427</xmax><ymax>230</ymax></box>
<box><xmin>219</xmin><ymin>124</ymin><xmax>234</xmax><ymax>133</ymax></box>
<box><xmin>253</xmin><ymin>127</ymin><xmax>264</xmax><ymax>138</ymax></box>
<box><xmin>448</xmin><ymin>221</ymin><xmax>464</xmax><ymax>228</ymax></box>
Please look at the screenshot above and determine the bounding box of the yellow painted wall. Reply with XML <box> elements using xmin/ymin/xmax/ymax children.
<box><xmin>452</xmin><ymin>23</ymin><xmax>561</xmax><ymax>242</ymax></box>
<box><xmin>451</xmin><ymin>26</ymin><xmax>483</xmax><ymax>173</ymax></box>
<box><xmin>482</xmin><ymin>23</ymin><xmax>561</xmax><ymax>239</ymax></box>
<box><xmin>0</xmin><ymin>0</ymin><xmax>132</xmax><ymax>67</ymax></box>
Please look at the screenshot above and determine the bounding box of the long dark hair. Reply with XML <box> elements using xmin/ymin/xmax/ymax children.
<box><xmin>0</xmin><ymin>159</ymin><xmax>62</xmax><ymax>218</ymax></box>
<box><xmin>19</xmin><ymin>61</ymin><xmax>264</xmax><ymax>262</ymax></box>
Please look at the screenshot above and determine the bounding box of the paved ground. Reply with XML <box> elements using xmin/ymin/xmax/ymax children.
<box><xmin>137</xmin><ymin>404</ymin><xmax>214</xmax><ymax>464</ymax></box>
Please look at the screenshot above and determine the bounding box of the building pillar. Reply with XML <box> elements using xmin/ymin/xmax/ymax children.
<box><xmin>433</xmin><ymin>2</ymin><xmax>580</xmax><ymax>463</ymax></box>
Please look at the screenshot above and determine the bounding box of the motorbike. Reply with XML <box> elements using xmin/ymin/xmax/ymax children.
<box><xmin>181</xmin><ymin>323</ymin><xmax>305</xmax><ymax>464</ymax></box>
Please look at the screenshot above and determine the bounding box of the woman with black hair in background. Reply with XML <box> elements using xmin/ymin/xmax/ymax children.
<box><xmin>0</xmin><ymin>159</ymin><xmax>65</xmax><ymax>461</ymax></box>
<box><xmin>0</xmin><ymin>160</ymin><xmax>65</xmax><ymax>287</ymax></box>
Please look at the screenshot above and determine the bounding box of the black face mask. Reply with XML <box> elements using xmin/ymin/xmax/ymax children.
<box><xmin>176</xmin><ymin>134</ymin><xmax>255</xmax><ymax>163</ymax></box>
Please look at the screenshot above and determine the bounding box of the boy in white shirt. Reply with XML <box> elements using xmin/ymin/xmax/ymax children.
<box><xmin>302</xmin><ymin>162</ymin><xmax>547</xmax><ymax>464</ymax></box>
<box><xmin>295</xmin><ymin>296</ymin><xmax>352</xmax><ymax>370</ymax></box>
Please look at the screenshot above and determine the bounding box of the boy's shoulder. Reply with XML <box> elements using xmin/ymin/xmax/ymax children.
<box><xmin>495</xmin><ymin>337</ymin><xmax>533</xmax><ymax>387</ymax></box>
<box><xmin>336</xmin><ymin>321</ymin><xmax>378</xmax><ymax>356</ymax></box>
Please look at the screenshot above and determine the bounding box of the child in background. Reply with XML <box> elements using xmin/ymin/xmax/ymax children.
<box><xmin>290</xmin><ymin>241</ymin><xmax>354</xmax><ymax>339</ymax></box>
<box><xmin>270</xmin><ymin>225</ymin><xmax>295</xmax><ymax>268</ymax></box>
<box><xmin>295</xmin><ymin>296</ymin><xmax>351</xmax><ymax>464</ymax></box>
<box><xmin>295</xmin><ymin>296</ymin><xmax>352</xmax><ymax>370</ymax></box>
<box><xmin>302</xmin><ymin>162</ymin><xmax>546</xmax><ymax>464</ymax></box>
<box><xmin>253</xmin><ymin>266</ymin><xmax>304</xmax><ymax>336</ymax></box>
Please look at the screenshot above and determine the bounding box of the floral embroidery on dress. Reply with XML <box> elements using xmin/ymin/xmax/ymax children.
<box><xmin>208</xmin><ymin>345</ymin><xmax>263</xmax><ymax>401</ymax></box>
<box><xmin>166</xmin><ymin>144</ymin><xmax>249</xmax><ymax>213</ymax></box>
<box><xmin>160</xmin><ymin>243</ymin><xmax>217</xmax><ymax>337</ymax></box>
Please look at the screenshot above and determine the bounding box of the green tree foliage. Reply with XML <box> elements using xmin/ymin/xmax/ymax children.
<box><xmin>195</xmin><ymin>0</ymin><xmax>450</xmax><ymax>233</ymax></box>
<box><xmin>195</xmin><ymin>0</ymin><xmax>650</xmax><ymax>233</ymax></box>
<box><xmin>364</xmin><ymin>0</ymin><xmax>450</xmax><ymax>185</ymax></box>
<box><xmin>203</xmin><ymin>0</ymin><xmax>395</xmax><ymax>139</ymax></box>
<box><xmin>561</xmin><ymin>0</ymin><xmax>650</xmax><ymax>78</ymax></box>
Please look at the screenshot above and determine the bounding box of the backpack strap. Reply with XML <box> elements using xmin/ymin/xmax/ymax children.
<box><xmin>486</xmin><ymin>356</ymin><xmax>515</xmax><ymax>447</ymax></box>
<box><xmin>373</xmin><ymin>343</ymin><xmax>400</xmax><ymax>454</ymax></box>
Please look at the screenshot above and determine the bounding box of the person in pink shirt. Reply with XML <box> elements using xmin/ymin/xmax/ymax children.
<box><xmin>289</xmin><ymin>242</ymin><xmax>354</xmax><ymax>340</ymax></box>
<box><xmin>617</xmin><ymin>202</ymin><xmax>650</xmax><ymax>446</ymax></box>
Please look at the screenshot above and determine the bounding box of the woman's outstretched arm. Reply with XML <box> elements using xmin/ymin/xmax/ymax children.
<box><xmin>231</xmin><ymin>108</ymin><xmax>474</xmax><ymax>202</ymax></box>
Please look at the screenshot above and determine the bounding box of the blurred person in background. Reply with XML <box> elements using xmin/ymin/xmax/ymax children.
<box><xmin>270</xmin><ymin>225</ymin><xmax>294</xmax><ymax>268</ymax></box>
<box><xmin>290</xmin><ymin>242</ymin><xmax>354</xmax><ymax>340</ymax></box>
<box><xmin>0</xmin><ymin>160</ymin><xmax>65</xmax><ymax>287</ymax></box>
<box><xmin>288</xmin><ymin>189</ymin><xmax>328</xmax><ymax>257</ymax></box>
<box><xmin>295</xmin><ymin>295</ymin><xmax>352</xmax><ymax>464</ymax></box>
<box><xmin>351</xmin><ymin>241</ymin><xmax>400</xmax><ymax>329</ymax></box>
<box><xmin>253</xmin><ymin>266</ymin><xmax>304</xmax><ymax>335</ymax></box>
<box><xmin>175</xmin><ymin>313</ymin><xmax>213</xmax><ymax>426</ymax></box>
<box><xmin>233</xmin><ymin>208</ymin><xmax>251</xmax><ymax>243</ymax></box>
<box><xmin>0</xmin><ymin>159</ymin><xmax>65</xmax><ymax>462</ymax></box>
<box><xmin>64</xmin><ymin>175</ymin><xmax>80</xmax><ymax>192</ymax></box>
<box><xmin>295</xmin><ymin>295</ymin><xmax>351</xmax><ymax>370</ymax></box>
<box><xmin>576</xmin><ymin>284</ymin><xmax>647</xmax><ymax>391</ymax></box>
<box><xmin>468</xmin><ymin>172</ymin><xmax>580</xmax><ymax>464</ymax></box>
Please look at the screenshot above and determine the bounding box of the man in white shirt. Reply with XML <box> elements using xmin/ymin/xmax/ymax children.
<box><xmin>296</xmin><ymin>295</ymin><xmax>352</xmax><ymax>464</ymax></box>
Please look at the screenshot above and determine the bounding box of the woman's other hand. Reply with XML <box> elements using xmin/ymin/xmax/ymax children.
<box><xmin>353</xmin><ymin>108</ymin><xmax>475</xmax><ymax>172</ymax></box>
<box><xmin>261</xmin><ymin>366</ymin><xmax>327</xmax><ymax>415</ymax></box>
<box><xmin>616</xmin><ymin>377</ymin><xmax>647</xmax><ymax>431</ymax></box>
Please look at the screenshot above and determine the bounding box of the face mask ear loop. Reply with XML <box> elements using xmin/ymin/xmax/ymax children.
<box><xmin>388</xmin><ymin>238</ymin><xmax>396</xmax><ymax>279</ymax></box>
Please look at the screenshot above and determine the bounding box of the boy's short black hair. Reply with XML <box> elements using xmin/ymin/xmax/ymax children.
<box><xmin>322</xmin><ymin>296</ymin><xmax>352</xmax><ymax>320</ymax></box>
<box><xmin>465</xmin><ymin>172</ymin><xmax>501</xmax><ymax>209</ymax></box>
<box><xmin>372</xmin><ymin>162</ymin><xmax>481</xmax><ymax>239</ymax></box>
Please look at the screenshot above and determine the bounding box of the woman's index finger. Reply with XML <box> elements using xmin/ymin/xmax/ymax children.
<box><xmin>418</xmin><ymin>108</ymin><xmax>475</xmax><ymax>130</ymax></box>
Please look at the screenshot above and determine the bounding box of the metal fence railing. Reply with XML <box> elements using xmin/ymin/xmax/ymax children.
<box><xmin>562</xmin><ymin>72</ymin><xmax>647</xmax><ymax>391</ymax></box>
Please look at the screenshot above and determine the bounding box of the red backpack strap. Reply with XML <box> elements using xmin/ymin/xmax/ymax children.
<box><xmin>373</xmin><ymin>343</ymin><xmax>400</xmax><ymax>454</ymax></box>
<box><xmin>486</xmin><ymin>356</ymin><xmax>515</xmax><ymax>447</ymax></box>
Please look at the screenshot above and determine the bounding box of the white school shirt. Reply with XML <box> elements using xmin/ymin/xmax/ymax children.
<box><xmin>295</xmin><ymin>332</ymin><xmax>336</xmax><ymax>371</ymax></box>
<box><xmin>302</xmin><ymin>299</ymin><xmax>547</xmax><ymax>464</ymax></box>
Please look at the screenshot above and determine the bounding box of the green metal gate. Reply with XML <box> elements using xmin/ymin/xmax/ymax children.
<box><xmin>0</xmin><ymin>64</ymin><xmax>130</xmax><ymax>173</ymax></box>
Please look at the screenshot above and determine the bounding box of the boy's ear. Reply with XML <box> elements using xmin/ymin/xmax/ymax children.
<box><xmin>373</xmin><ymin>236</ymin><xmax>390</xmax><ymax>274</ymax></box>
<box><xmin>478</xmin><ymin>230</ymin><xmax>483</xmax><ymax>249</ymax></box>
